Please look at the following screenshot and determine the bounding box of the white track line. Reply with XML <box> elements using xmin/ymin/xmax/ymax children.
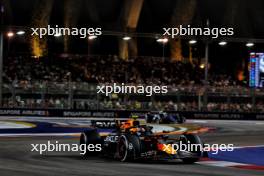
<box><xmin>197</xmin><ymin>160</ymin><xmax>248</xmax><ymax>167</ymax></box>
<box><xmin>0</xmin><ymin>133</ymin><xmax>81</xmax><ymax>137</ymax></box>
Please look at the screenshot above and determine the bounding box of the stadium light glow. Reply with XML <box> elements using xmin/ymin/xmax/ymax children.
<box><xmin>16</xmin><ymin>30</ymin><xmax>25</xmax><ymax>35</ymax></box>
<box><xmin>7</xmin><ymin>32</ymin><xmax>14</xmax><ymax>38</ymax></box>
<box><xmin>88</xmin><ymin>35</ymin><xmax>97</xmax><ymax>40</ymax></box>
<box><xmin>189</xmin><ymin>40</ymin><xmax>197</xmax><ymax>44</ymax></box>
<box><xmin>54</xmin><ymin>33</ymin><xmax>62</xmax><ymax>37</ymax></box>
<box><xmin>246</xmin><ymin>42</ymin><xmax>254</xmax><ymax>47</ymax></box>
<box><xmin>200</xmin><ymin>64</ymin><xmax>205</xmax><ymax>69</ymax></box>
<box><xmin>219</xmin><ymin>41</ymin><xmax>227</xmax><ymax>46</ymax></box>
<box><xmin>156</xmin><ymin>38</ymin><xmax>168</xmax><ymax>43</ymax></box>
<box><xmin>122</xmin><ymin>36</ymin><xmax>131</xmax><ymax>41</ymax></box>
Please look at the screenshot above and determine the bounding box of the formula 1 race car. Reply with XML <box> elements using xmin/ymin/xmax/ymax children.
<box><xmin>145</xmin><ymin>111</ymin><xmax>186</xmax><ymax>124</ymax></box>
<box><xmin>80</xmin><ymin>118</ymin><xmax>203</xmax><ymax>163</ymax></box>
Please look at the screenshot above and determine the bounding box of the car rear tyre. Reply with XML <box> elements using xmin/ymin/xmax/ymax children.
<box><xmin>117</xmin><ymin>134</ymin><xmax>141</xmax><ymax>162</ymax></box>
<box><xmin>180</xmin><ymin>134</ymin><xmax>203</xmax><ymax>164</ymax></box>
<box><xmin>177</xmin><ymin>115</ymin><xmax>186</xmax><ymax>124</ymax></box>
<box><xmin>80</xmin><ymin>130</ymin><xmax>101</xmax><ymax>157</ymax></box>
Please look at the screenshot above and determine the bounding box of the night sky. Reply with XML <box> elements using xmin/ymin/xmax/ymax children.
<box><xmin>2</xmin><ymin>0</ymin><xmax>264</xmax><ymax>76</ymax></box>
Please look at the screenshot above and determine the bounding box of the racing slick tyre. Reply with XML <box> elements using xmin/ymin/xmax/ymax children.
<box><xmin>154</xmin><ymin>118</ymin><xmax>160</xmax><ymax>124</ymax></box>
<box><xmin>177</xmin><ymin>115</ymin><xmax>186</xmax><ymax>124</ymax></box>
<box><xmin>117</xmin><ymin>134</ymin><xmax>141</xmax><ymax>162</ymax></box>
<box><xmin>179</xmin><ymin>134</ymin><xmax>203</xmax><ymax>164</ymax></box>
<box><xmin>146</xmin><ymin>115</ymin><xmax>152</xmax><ymax>123</ymax></box>
<box><xmin>80</xmin><ymin>130</ymin><xmax>101</xmax><ymax>157</ymax></box>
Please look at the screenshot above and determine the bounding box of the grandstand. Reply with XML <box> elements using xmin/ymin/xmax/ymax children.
<box><xmin>1</xmin><ymin>0</ymin><xmax>264</xmax><ymax>113</ymax></box>
<box><xmin>1</xmin><ymin>55</ymin><xmax>262</xmax><ymax>112</ymax></box>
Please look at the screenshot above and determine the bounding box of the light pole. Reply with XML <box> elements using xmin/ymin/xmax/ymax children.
<box><xmin>156</xmin><ymin>38</ymin><xmax>168</xmax><ymax>59</ymax></box>
<box><xmin>204</xmin><ymin>41</ymin><xmax>209</xmax><ymax>85</ymax></box>
<box><xmin>0</xmin><ymin>4</ymin><xmax>4</xmax><ymax>107</ymax></box>
<box><xmin>0</xmin><ymin>31</ymin><xmax>3</xmax><ymax>107</ymax></box>
<box><xmin>204</xmin><ymin>19</ymin><xmax>210</xmax><ymax>85</ymax></box>
<box><xmin>202</xmin><ymin>19</ymin><xmax>210</xmax><ymax>110</ymax></box>
<box><xmin>88</xmin><ymin>35</ymin><xmax>97</xmax><ymax>58</ymax></box>
<box><xmin>67</xmin><ymin>72</ymin><xmax>72</xmax><ymax>109</ymax></box>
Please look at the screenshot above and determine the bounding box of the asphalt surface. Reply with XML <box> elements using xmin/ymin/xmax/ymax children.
<box><xmin>0</xmin><ymin>119</ymin><xmax>264</xmax><ymax>176</ymax></box>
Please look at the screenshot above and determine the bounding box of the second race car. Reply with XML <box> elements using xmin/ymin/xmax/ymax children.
<box><xmin>145</xmin><ymin>111</ymin><xmax>186</xmax><ymax>124</ymax></box>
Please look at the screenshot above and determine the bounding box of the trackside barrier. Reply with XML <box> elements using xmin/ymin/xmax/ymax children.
<box><xmin>0</xmin><ymin>108</ymin><xmax>263</xmax><ymax>120</ymax></box>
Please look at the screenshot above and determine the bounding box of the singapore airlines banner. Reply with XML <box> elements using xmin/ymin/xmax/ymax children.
<box><xmin>0</xmin><ymin>108</ymin><xmax>263</xmax><ymax>120</ymax></box>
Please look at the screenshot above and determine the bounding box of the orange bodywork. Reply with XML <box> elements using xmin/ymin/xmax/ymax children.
<box><xmin>120</xmin><ymin>119</ymin><xmax>140</xmax><ymax>133</ymax></box>
<box><xmin>157</xmin><ymin>143</ymin><xmax>177</xmax><ymax>155</ymax></box>
<box><xmin>120</xmin><ymin>119</ymin><xmax>134</xmax><ymax>129</ymax></box>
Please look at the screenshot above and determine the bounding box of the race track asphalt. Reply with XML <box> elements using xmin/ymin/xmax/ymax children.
<box><xmin>0</xmin><ymin>119</ymin><xmax>264</xmax><ymax>176</ymax></box>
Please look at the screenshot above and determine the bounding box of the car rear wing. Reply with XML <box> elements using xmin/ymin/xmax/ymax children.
<box><xmin>91</xmin><ymin>120</ymin><xmax>128</xmax><ymax>129</ymax></box>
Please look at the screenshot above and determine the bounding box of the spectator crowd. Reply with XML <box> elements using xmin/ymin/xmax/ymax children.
<box><xmin>2</xmin><ymin>55</ymin><xmax>262</xmax><ymax>113</ymax></box>
<box><xmin>3</xmin><ymin>55</ymin><xmax>241</xmax><ymax>86</ymax></box>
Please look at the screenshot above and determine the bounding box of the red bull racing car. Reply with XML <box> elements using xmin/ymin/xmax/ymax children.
<box><xmin>80</xmin><ymin>118</ymin><xmax>203</xmax><ymax>163</ymax></box>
